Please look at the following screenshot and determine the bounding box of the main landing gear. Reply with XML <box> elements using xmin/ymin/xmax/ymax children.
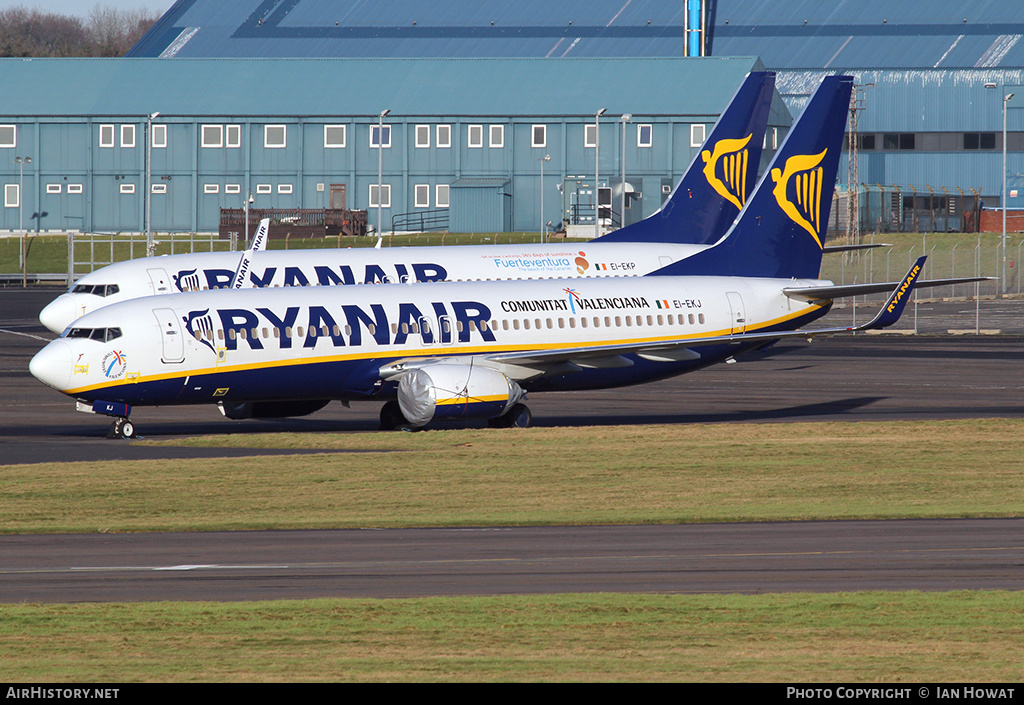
<box><xmin>378</xmin><ymin>400</ymin><xmax>534</xmax><ymax>430</ymax></box>
<box><xmin>107</xmin><ymin>416</ymin><xmax>136</xmax><ymax>440</ymax></box>
<box><xmin>487</xmin><ymin>403</ymin><xmax>532</xmax><ymax>429</ymax></box>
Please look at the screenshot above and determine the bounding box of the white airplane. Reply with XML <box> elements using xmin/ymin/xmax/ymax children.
<box><xmin>38</xmin><ymin>71</ymin><xmax>777</xmax><ymax>334</ymax></box>
<box><xmin>32</xmin><ymin>75</ymin><xmax>949</xmax><ymax>438</ymax></box>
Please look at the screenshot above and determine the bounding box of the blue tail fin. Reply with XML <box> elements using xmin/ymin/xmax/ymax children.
<box><xmin>650</xmin><ymin>75</ymin><xmax>854</xmax><ymax>280</ymax></box>
<box><xmin>595</xmin><ymin>70</ymin><xmax>775</xmax><ymax>245</ymax></box>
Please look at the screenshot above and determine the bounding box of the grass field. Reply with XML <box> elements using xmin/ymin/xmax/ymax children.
<box><xmin>2</xmin><ymin>419</ymin><xmax>1023</xmax><ymax>681</ymax></box>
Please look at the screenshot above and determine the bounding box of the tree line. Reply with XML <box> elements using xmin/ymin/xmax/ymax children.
<box><xmin>0</xmin><ymin>3</ymin><xmax>162</xmax><ymax>57</ymax></box>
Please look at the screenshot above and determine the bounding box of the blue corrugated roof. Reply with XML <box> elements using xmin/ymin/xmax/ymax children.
<box><xmin>130</xmin><ymin>0</ymin><xmax>696</xmax><ymax>59</ymax></box>
<box><xmin>0</xmin><ymin>56</ymin><xmax>763</xmax><ymax>118</ymax></box>
<box><xmin>130</xmin><ymin>0</ymin><xmax>1024</xmax><ymax>71</ymax></box>
<box><xmin>710</xmin><ymin>0</ymin><xmax>1024</xmax><ymax>69</ymax></box>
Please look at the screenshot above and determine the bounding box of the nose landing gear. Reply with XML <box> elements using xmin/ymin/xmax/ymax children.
<box><xmin>107</xmin><ymin>416</ymin><xmax>136</xmax><ymax>439</ymax></box>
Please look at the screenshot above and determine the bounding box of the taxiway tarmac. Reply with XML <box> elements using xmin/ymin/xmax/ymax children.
<box><xmin>2</xmin><ymin>520</ymin><xmax>1022</xmax><ymax>603</ymax></box>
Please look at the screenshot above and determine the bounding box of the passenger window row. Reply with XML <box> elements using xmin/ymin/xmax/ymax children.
<box><xmin>189</xmin><ymin>312</ymin><xmax>706</xmax><ymax>343</ymax></box>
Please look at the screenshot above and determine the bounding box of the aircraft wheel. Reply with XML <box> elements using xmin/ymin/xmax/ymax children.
<box><xmin>107</xmin><ymin>417</ymin><xmax>135</xmax><ymax>440</ymax></box>
<box><xmin>488</xmin><ymin>403</ymin><xmax>532</xmax><ymax>429</ymax></box>
<box><xmin>379</xmin><ymin>400</ymin><xmax>407</xmax><ymax>431</ymax></box>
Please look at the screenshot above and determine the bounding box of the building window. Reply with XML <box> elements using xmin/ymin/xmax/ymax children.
<box><xmin>531</xmin><ymin>124</ymin><xmax>547</xmax><ymax>148</ymax></box>
<box><xmin>964</xmin><ymin>132</ymin><xmax>996</xmax><ymax>150</ymax></box>
<box><xmin>152</xmin><ymin>124</ymin><xmax>167</xmax><ymax>148</ymax></box>
<box><xmin>883</xmin><ymin>133</ymin><xmax>916</xmax><ymax>150</ymax></box>
<box><xmin>256</xmin><ymin>184</ymin><xmax>272</xmax><ymax>194</ymax></box>
<box><xmin>120</xmin><ymin>183</ymin><xmax>136</xmax><ymax>194</ymax></box>
<box><xmin>489</xmin><ymin>124</ymin><xmax>504</xmax><ymax>148</ymax></box>
<box><xmin>225</xmin><ymin>184</ymin><xmax>241</xmax><ymax>194</ymax></box>
<box><xmin>468</xmin><ymin>125</ymin><xmax>483</xmax><ymax>148</ymax></box>
<box><xmin>584</xmin><ymin>124</ymin><xmax>597</xmax><ymax>148</ymax></box>
<box><xmin>370</xmin><ymin>125</ymin><xmax>391</xmax><ymax>148</ymax></box>
<box><xmin>226</xmin><ymin>124</ymin><xmax>241</xmax><ymax>148</ymax></box>
<box><xmin>264</xmin><ymin>125</ymin><xmax>286</xmax><ymax>149</ymax></box>
<box><xmin>67</xmin><ymin>184</ymin><xmax>83</xmax><ymax>194</ymax></box>
<box><xmin>369</xmin><ymin>184</ymin><xmax>391</xmax><ymax>208</ymax></box>
<box><xmin>324</xmin><ymin>124</ymin><xmax>346</xmax><ymax>148</ymax></box>
<box><xmin>204</xmin><ymin>184</ymin><xmax>219</xmax><ymax>194</ymax></box>
<box><xmin>436</xmin><ymin>184</ymin><xmax>450</xmax><ymax>208</ymax></box>
<box><xmin>414</xmin><ymin>184</ymin><xmax>430</xmax><ymax>208</ymax></box>
<box><xmin>690</xmin><ymin>124</ymin><xmax>706</xmax><ymax>148</ymax></box>
<box><xmin>121</xmin><ymin>124</ymin><xmax>135</xmax><ymax>148</ymax></box>
<box><xmin>100</xmin><ymin>124</ymin><xmax>115</xmax><ymax>148</ymax></box>
<box><xmin>152</xmin><ymin>183</ymin><xmax>167</xmax><ymax>194</ymax></box>
<box><xmin>0</xmin><ymin>125</ymin><xmax>15</xmax><ymax>148</ymax></box>
<box><xmin>858</xmin><ymin>133</ymin><xmax>875</xmax><ymax>150</ymax></box>
<box><xmin>4</xmin><ymin>183</ymin><xmax>18</xmax><ymax>207</ymax></box>
<box><xmin>278</xmin><ymin>184</ymin><xmax>293</xmax><ymax>194</ymax></box>
<box><xmin>436</xmin><ymin>124</ymin><xmax>451</xmax><ymax>148</ymax></box>
<box><xmin>637</xmin><ymin>124</ymin><xmax>653</xmax><ymax>148</ymax></box>
<box><xmin>415</xmin><ymin>125</ymin><xmax>430</xmax><ymax>148</ymax></box>
<box><xmin>202</xmin><ymin>124</ymin><xmax>223</xmax><ymax>148</ymax></box>
<box><xmin>46</xmin><ymin>184</ymin><xmax>61</xmax><ymax>194</ymax></box>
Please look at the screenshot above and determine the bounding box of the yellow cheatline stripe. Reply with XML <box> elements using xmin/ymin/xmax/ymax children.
<box><xmin>435</xmin><ymin>394</ymin><xmax>508</xmax><ymax>406</ymax></box>
<box><xmin>63</xmin><ymin>304</ymin><xmax>825</xmax><ymax>396</ymax></box>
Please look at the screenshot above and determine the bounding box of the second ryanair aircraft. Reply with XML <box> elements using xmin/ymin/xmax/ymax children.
<box><xmin>31</xmin><ymin>75</ymin><xmax>945</xmax><ymax>437</ymax></box>
<box><xmin>39</xmin><ymin>71</ymin><xmax>777</xmax><ymax>333</ymax></box>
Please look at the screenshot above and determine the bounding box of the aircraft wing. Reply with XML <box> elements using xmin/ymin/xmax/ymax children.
<box><xmin>381</xmin><ymin>258</ymin><xmax>929</xmax><ymax>382</ymax></box>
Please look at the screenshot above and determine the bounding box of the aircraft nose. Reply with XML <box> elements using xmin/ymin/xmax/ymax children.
<box><xmin>29</xmin><ymin>340</ymin><xmax>74</xmax><ymax>392</ymax></box>
<box><xmin>39</xmin><ymin>295</ymin><xmax>80</xmax><ymax>334</ymax></box>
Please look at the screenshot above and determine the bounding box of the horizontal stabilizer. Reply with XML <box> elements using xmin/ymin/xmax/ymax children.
<box><xmin>822</xmin><ymin>243</ymin><xmax>891</xmax><ymax>253</ymax></box>
<box><xmin>784</xmin><ymin>274</ymin><xmax>993</xmax><ymax>301</ymax></box>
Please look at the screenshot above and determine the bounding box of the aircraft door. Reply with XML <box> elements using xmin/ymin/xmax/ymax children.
<box><xmin>726</xmin><ymin>291</ymin><xmax>746</xmax><ymax>334</ymax></box>
<box><xmin>418</xmin><ymin>316</ymin><xmax>434</xmax><ymax>346</ymax></box>
<box><xmin>437</xmin><ymin>315</ymin><xmax>453</xmax><ymax>345</ymax></box>
<box><xmin>147</xmin><ymin>268</ymin><xmax>171</xmax><ymax>295</ymax></box>
<box><xmin>153</xmin><ymin>307</ymin><xmax>185</xmax><ymax>363</ymax></box>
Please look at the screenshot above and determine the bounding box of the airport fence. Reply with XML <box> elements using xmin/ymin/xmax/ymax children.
<box><xmin>0</xmin><ymin>230</ymin><xmax>1021</xmax><ymax>300</ymax></box>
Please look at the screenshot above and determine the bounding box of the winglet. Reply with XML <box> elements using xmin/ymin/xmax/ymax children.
<box><xmin>858</xmin><ymin>256</ymin><xmax>926</xmax><ymax>331</ymax></box>
<box><xmin>230</xmin><ymin>218</ymin><xmax>270</xmax><ymax>289</ymax></box>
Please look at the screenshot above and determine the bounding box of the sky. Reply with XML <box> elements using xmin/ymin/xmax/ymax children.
<box><xmin>0</xmin><ymin>0</ymin><xmax>175</xmax><ymax>18</ymax></box>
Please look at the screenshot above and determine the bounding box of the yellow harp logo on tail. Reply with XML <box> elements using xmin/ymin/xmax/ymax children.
<box><xmin>771</xmin><ymin>149</ymin><xmax>828</xmax><ymax>249</ymax></box>
<box><xmin>701</xmin><ymin>134</ymin><xmax>752</xmax><ymax>210</ymax></box>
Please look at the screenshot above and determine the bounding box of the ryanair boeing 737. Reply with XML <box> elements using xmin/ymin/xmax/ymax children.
<box><xmin>29</xmin><ymin>76</ymin><xmax>945</xmax><ymax>438</ymax></box>
<box><xmin>39</xmin><ymin>71</ymin><xmax>777</xmax><ymax>333</ymax></box>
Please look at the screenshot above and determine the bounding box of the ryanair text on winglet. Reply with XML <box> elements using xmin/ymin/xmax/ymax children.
<box><xmin>886</xmin><ymin>263</ymin><xmax>922</xmax><ymax>313</ymax></box>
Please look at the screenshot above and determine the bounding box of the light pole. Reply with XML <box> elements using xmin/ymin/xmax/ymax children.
<box><xmin>539</xmin><ymin>154</ymin><xmax>550</xmax><ymax>242</ymax></box>
<box><xmin>594</xmin><ymin>108</ymin><xmax>606</xmax><ymax>239</ymax></box>
<box><xmin>243</xmin><ymin>192</ymin><xmax>253</xmax><ymax>251</ymax></box>
<box><xmin>377</xmin><ymin>108</ymin><xmax>390</xmax><ymax>237</ymax></box>
<box><xmin>145</xmin><ymin>112</ymin><xmax>159</xmax><ymax>256</ymax></box>
<box><xmin>14</xmin><ymin>156</ymin><xmax>30</xmax><ymax>282</ymax></box>
<box><xmin>620</xmin><ymin>114</ymin><xmax>631</xmax><ymax>229</ymax></box>
<box><xmin>1003</xmin><ymin>93</ymin><xmax>1015</xmax><ymax>293</ymax></box>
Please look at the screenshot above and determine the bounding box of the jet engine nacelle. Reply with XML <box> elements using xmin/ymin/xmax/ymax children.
<box><xmin>218</xmin><ymin>399</ymin><xmax>331</xmax><ymax>420</ymax></box>
<box><xmin>397</xmin><ymin>364</ymin><xmax>524</xmax><ymax>427</ymax></box>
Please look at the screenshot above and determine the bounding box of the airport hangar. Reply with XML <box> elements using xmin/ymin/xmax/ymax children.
<box><xmin>0</xmin><ymin>56</ymin><xmax>790</xmax><ymax>239</ymax></box>
<box><xmin>3</xmin><ymin>0</ymin><xmax>1024</xmax><ymax>238</ymax></box>
<box><xmin>127</xmin><ymin>0</ymin><xmax>1024</xmax><ymax>233</ymax></box>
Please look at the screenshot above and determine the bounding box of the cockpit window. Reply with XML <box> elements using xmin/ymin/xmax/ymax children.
<box><xmin>71</xmin><ymin>284</ymin><xmax>119</xmax><ymax>297</ymax></box>
<box><xmin>64</xmin><ymin>327</ymin><xmax>122</xmax><ymax>341</ymax></box>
